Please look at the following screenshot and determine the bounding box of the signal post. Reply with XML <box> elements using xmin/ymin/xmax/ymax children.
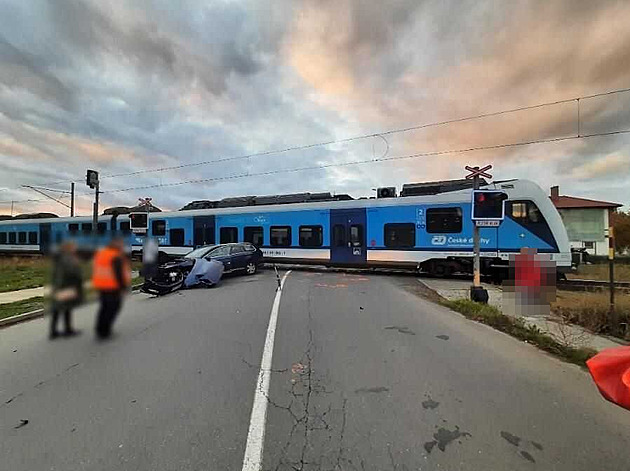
<box><xmin>465</xmin><ymin>165</ymin><xmax>506</xmax><ymax>303</ymax></box>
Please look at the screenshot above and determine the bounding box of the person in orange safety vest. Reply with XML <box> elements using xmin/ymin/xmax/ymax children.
<box><xmin>92</xmin><ymin>237</ymin><xmax>131</xmax><ymax>339</ymax></box>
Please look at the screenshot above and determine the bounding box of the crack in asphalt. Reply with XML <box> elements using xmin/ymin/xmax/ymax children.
<box><xmin>2</xmin><ymin>362</ymin><xmax>80</xmax><ymax>409</ymax></box>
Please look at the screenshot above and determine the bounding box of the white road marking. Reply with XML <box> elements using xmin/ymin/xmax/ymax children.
<box><xmin>241</xmin><ymin>270</ymin><xmax>291</xmax><ymax>471</ymax></box>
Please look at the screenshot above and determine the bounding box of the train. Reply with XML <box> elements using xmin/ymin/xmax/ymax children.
<box><xmin>0</xmin><ymin>178</ymin><xmax>571</xmax><ymax>277</ymax></box>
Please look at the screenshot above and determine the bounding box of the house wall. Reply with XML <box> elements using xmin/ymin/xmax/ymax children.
<box><xmin>558</xmin><ymin>208</ymin><xmax>609</xmax><ymax>255</ymax></box>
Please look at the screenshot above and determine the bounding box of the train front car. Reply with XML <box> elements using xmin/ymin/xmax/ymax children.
<box><xmin>494</xmin><ymin>179</ymin><xmax>571</xmax><ymax>277</ymax></box>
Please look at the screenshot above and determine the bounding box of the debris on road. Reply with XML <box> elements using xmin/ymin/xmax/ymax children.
<box><xmin>14</xmin><ymin>419</ymin><xmax>29</xmax><ymax>429</ymax></box>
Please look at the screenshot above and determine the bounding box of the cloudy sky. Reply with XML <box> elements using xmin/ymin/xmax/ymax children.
<box><xmin>0</xmin><ymin>0</ymin><xmax>629</xmax><ymax>216</ymax></box>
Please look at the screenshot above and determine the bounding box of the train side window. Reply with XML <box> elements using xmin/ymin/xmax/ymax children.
<box><xmin>9</xmin><ymin>232</ymin><xmax>16</xmax><ymax>244</ymax></box>
<box><xmin>332</xmin><ymin>224</ymin><xmax>345</xmax><ymax>247</ymax></box>
<box><xmin>120</xmin><ymin>221</ymin><xmax>131</xmax><ymax>234</ymax></box>
<box><xmin>299</xmin><ymin>225</ymin><xmax>323</xmax><ymax>247</ymax></box>
<box><xmin>152</xmin><ymin>219</ymin><xmax>166</xmax><ymax>236</ymax></box>
<box><xmin>18</xmin><ymin>232</ymin><xmax>26</xmax><ymax>244</ymax></box>
<box><xmin>220</xmin><ymin>227</ymin><xmax>238</xmax><ymax>244</ymax></box>
<box><xmin>82</xmin><ymin>223</ymin><xmax>92</xmax><ymax>233</ymax></box>
<box><xmin>384</xmin><ymin>223</ymin><xmax>415</xmax><ymax>248</ymax></box>
<box><xmin>0</xmin><ymin>232</ymin><xmax>6</xmax><ymax>244</ymax></box>
<box><xmin>349</xmin><ymin>225</ymin><xmax>363</xmax><ymax>247</ymax></box>
<box><xmin>28</xmin><ymin>231</ymin><xmax>38</xmax><ymax>244</ymax></box>
<box><xmin>55</xmin><ymin>232</ymin><xmax>63</xmax><ymax>243</ymax></box>
<box><xmin>245</xmin><ymin>226</ymin><xmax>263</xmax><ymax>246</ymax></box>
<box><xmin>270</xmin><ymin>226</ymin><xmax>291</xmax><ymax>247</ymax></box>
<box><xmin>97</xmin><ymin>222</ymin><xmax>107</xmax><ymax>234</ymax></box>
<box><xmin>426</xmin><ymin>207</ymin><xmax>462</xmax><ymax>233</ymax></box>
<box><xmin>244</xmin><ymin>226</ymin><xmax>264</xmax><ymax>246</ymax></box>
<box><xmin>69</xmin><ymin>223</ymin><xmax>79</xmax><ymax>234</ymax></box>
<box><xmin>170</xmin><ymin>228</ymin><xmax>185</xmax><ymax>246</ymax></box>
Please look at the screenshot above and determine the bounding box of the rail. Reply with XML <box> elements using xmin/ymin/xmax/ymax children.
<box><xmin>559</xmin><ymin>278</ymin><xmax>630</xmax><ymax>293</ymax></box>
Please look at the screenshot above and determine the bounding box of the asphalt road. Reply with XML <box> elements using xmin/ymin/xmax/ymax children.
<box><xmin>1</xmin><ymin>269</ymin><xmax>629</xmax><ymax>470</ymax></box>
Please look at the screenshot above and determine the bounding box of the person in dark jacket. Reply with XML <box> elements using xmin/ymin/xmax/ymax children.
<box><xmin>50</xmin><ymin>241</ymin><xmax>83</xmax><ymax>339</ymax></box>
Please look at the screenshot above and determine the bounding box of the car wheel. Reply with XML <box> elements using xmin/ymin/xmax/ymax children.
<box><xmin>245</xmin><ymin>262</ymin><xmax>257</xmax><ymax>275</ymax></box>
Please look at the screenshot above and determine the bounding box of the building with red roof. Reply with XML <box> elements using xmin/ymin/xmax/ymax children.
<box><xmin>550</xmin><ymin>186</ymin><xmax>622</xmax><ymax>255</ymax></box>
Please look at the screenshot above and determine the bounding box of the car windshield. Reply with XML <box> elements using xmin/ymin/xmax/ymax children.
<box><xmin>183</xmin><ymin>245</ymin><xmax>215</xmax><ymax>259</ymax></box>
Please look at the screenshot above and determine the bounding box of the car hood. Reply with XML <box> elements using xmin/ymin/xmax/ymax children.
<box><xmin>159</xmin><ymin>258</ymin><xmax>195</xmax><ymax>270</ymax></box>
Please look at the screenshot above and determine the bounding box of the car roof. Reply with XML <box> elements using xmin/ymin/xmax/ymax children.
<box><xmin>200</xmin><ymin>242</ymin><xmax>253</xmax><ymax>248</ymax></box>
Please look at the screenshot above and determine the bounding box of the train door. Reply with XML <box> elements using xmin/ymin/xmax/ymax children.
<box><xmin>330</xmin><ymin>209</ymin><xmax>367</xmax><ymax>265</ymax></box>
<box><xmin>39</xmin><ymin>223</ymin><xmax>51</xmax><ymax>253</ymax></box>
<box><xmin>193</xmin><ymin>216</ymin><xmax>215</xmax><ymax>247</ymax></box>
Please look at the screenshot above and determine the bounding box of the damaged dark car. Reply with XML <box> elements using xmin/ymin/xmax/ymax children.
<box><xmin>141</xmin><ymin>243</ymin><xmax>264</xmax><ymax>295</ymax></box>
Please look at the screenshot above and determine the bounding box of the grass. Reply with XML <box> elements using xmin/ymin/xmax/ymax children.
<box><xmin>552</xmin><ymin>291</ymin><xmax>630</xmax><ymax>339</ymax></box>
<box><xmin>568</xmin><ymin>263</ymin><xmax>630</xmax><ymax>282</ymax></box>
<box><xmin>0</xmin><ymin>296</ymin><xmax>45</xmax><ymax>320</ymax></box>
<box><xmin>0</xmin><ymin>257</ymin><xmax>50</xmax><ymax>293</ymax></box>
<box><xmin>442</xmin><ymin>299</ymin><xmax>597</xmax><ymax>366</ymax></box>
<box><xmin>0</xmin><ymin>256</ymin><xmax>144</xmax><ymax>294</ymax></box>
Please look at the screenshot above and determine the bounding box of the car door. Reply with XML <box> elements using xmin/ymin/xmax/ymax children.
<box><xmin>230</xmin><ymin>244</ymin><xmax>249</xmax><ymax>271</ymax></box>
<box><xmin>206</xmin><ymin>245</ymin><xmax>233</xmax><ymax>272</ymax></box>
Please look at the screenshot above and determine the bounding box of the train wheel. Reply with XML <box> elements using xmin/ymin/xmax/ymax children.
<box><xmin>433</xmin><ymin>262</ymin><xmax>452</xmax><ymax>278</ymax></box>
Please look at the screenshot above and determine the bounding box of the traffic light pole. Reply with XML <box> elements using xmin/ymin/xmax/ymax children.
<box><xmin>70</xmin><ymin>182</ymin><xmax>75</xmax><ymax>217</ymax></box>
<box><xmin>92</xmin><ymin>180</ymin><xmax>99</xmax><ymax>231</ymax></box>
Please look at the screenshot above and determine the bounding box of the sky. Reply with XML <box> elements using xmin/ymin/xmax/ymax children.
<box><xmin>0</xmin><ymin>0</ymin><xmax>629</xmax><ymax>216</ymax></box>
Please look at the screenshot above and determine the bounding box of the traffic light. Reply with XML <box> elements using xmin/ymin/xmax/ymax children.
<box><xmin>86</xmin><ymin>169</ymin><xmax>99</xmax><ymax>189</ymax></box>
<box><xmin>471</xmin><ymin>190</ymin><xmax>507</xmax><ymax>220</ymax></box>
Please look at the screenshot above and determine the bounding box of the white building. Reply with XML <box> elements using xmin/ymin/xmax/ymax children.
<box><xmin>550</xmin><ymin>186</ymin><xmax>621</xmax><ymax>256</ymax></box>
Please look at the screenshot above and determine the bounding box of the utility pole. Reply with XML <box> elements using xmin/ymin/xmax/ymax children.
<box><xmin>70</xmin><ymin>182</ymin><xmax>75</xmax><ymax>217</ymax></box>
<box><xmin>608</xmin><ymin>225</ymin><xmax>617</xmax><ymax>335</ymax></box>
<box><xmin>10</xmin><ymin>200</ymin><xmax>14</xmax><ymax>217</ymax></box>
<box><xmin>86</xmin><ymin>170</ymin><xmax>100</xmax><ymax>232</ymax></box>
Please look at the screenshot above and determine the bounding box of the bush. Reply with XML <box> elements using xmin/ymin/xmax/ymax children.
<box><xmin>552</xmin><ymin>292</ymin><xmax>630</xmax><ymax>338</ymax></box>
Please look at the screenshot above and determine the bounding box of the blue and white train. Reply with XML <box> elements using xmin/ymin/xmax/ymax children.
<box><xmin>0</xmin><ymin>179</ymin><xmax>571</xmax><ymax>277</ymax></box>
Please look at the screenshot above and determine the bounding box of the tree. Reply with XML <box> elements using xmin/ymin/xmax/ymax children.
<box><xmin>610</xmin><ymin>210</ymin><xmax>630</xmax><ymax>253</ymax></box>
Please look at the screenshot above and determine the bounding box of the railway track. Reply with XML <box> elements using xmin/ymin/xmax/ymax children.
<box><xmin>559</xmin><ymin>278</ymin><xmax>630</xmax><ymax>293</ymax></box>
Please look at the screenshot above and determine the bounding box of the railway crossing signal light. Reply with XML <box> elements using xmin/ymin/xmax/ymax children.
<box><xmin>472</xmin><ymin>190</ymin><xmax>508</xmax><ymax>220</ymax></box>
<box><xmin>129</xmin><ymin>212</ymin><xmax>149</xmax><ymax>234</ymax></box>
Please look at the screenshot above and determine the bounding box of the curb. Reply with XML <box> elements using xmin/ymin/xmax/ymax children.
<box><xmin>0</xmin><ymin>309</ymin><xmax>45</xmax><ymax>328</ymax></box>
<box><xmin>0</xmin><ymin>286</ymin><xmax>143</xmax><ymax>330</ymax></box>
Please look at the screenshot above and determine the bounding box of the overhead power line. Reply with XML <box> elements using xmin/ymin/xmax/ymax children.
<box><xmin>67</xmin><ymin>129</ymin><xmax>630</xmax><ymax>197</ymax></box>
<box><xmin>1</xmin><ymin>86</ymin><xmax>630</xmax><ymax>193</ymax></box>
<box><xmin>82</xmin><ymin>86</ymin><xmax>630</xmax><ymax>180</ymax></box>
<box><xmin>1</xmin><ymin>128</ymin><xmax>629</xmax><ymax>205</ymax></box>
